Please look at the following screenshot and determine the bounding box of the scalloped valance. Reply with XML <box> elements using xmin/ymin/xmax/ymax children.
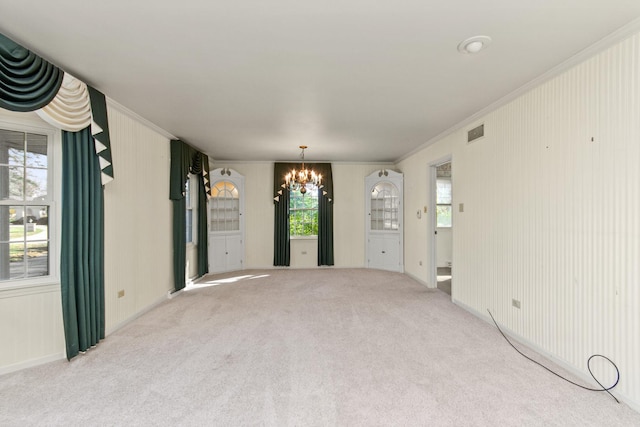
<box><xmin>0</xmin><ymin>33</ymin><xmax>64</xmax><ymax>112</ymax></box>
<box><xmin>0</xmin><ymin>33</ymin><xmax>114</xmax><ymax>185</ymax></box>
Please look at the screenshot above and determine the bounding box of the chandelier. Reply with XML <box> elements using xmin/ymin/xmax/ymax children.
<box><xmin>284</xmin><ymin>145</ymin><xmax>322</xmax><ymax>195</ymax></box>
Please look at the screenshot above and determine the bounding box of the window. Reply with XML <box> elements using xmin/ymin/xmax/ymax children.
<box><xmin>185</xmin><ymin>175</ymin><xmax>199</xmax><ymax>244</ymax></box>
<box><xmin>289</xmin><ymin>183</ymin><xmax>318</xmax><ymax>236</ymax></box>
<box><xmin>436</xmin><ymin>177</ymin><xmax>452</xmax><ymax>227</ymax></box>
<box><xmin>210</xmin><ymin>181</ymin><xmax>239</xmax><ymax>232</ymax></box>
<box><xmin>0</xmin><ymin>128</ymin><xmax>51</xmax><ymax>282</ymax></box>
<box><xmin>370</xmin><ymin>182</ymin><xmax>399</xmax><ymax>231</ymax></box>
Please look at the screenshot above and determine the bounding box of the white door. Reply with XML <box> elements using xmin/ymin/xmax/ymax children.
<box><xmin>208</xmin><ymin>169</ymin><xmax>245</xmax><ymax>274</ymax></box>
<box><xmin>365</xmin><ymin>170</ymin><xmax>403</xmax><ymax>272</ymax></box>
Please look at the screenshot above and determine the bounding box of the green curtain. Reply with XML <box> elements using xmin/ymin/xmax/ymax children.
<box><xmin>170</xmin><ymin>140</ymin><xmax>210</xmax><ymax>290</ymax></box>
<box><xmin>170</xmin><ymin>140</ymin><xmax>191</xmax><ymax>291</ymax></box>
<box><xmin>60</xmin><ymin>127</ymin><xmax>105</xmax><ymax>360</ymax></box>
<box><xmin>87</xmin><ymin>86</ymin><xmax>114</xmax><ymax>183</ymax></box>
<box><xmin>0</xmin><ymin>33</ymin><xmax>64</xmax><ymax>112</ymax></box>
<box><xmin>196</xmin><ymin>159</ymin><xmax>209</xmax><ymax>277</ymax></box>
<box><xmin>273</xmin><ymin>162</ymin><xmax>333</xmax><ymax>266</ymax></box>
<box><xmin>318</xmin><ymin>164</ymin><xmax>333</xmax><ymax>265</ymax></box>
<box><xmin>315</xmin><ymin>164</ymin><xmax>334</xmax><ymax>265</ymax></box>
<box><xmin>273</xmin><ymin>163</ymin><xmax>291</xmax><ymax>266</ymax></box>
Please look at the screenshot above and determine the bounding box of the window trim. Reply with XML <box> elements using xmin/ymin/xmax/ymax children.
<box><xmin>185</xmin><ymin>174</ymin><xmax>198</xmax><ymax>246</ymax></box>
<box><xmin>0</xmin><ymin>110</ymin><xmax>60</xmax><ymax>290</ymax></box>
<box><xmin>436</xmin><ymin>177</ymin><xmax>452</xmax><ymax>228</ymax></box>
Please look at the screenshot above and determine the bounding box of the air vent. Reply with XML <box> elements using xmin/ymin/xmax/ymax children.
<box><xmin>467</xmin><ymin>124</ymin><xmax>484</xmax><ymax>143</ymax></box>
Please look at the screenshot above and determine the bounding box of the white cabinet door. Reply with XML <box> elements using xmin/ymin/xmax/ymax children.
<box><xmin>225</xmin><ymin>234</ymin><xmax>243</xmax><ymax>272</ymax></box>
<box><xmin>368</xmin><ymin>233</ymin><xmax>401</xmax><ymax>271</ymax></box>
<box><xmin>209</xmin><ymin>235</ymin><xmax>228</xmax><ymax>274</ymax></box>
<box><xmin>209</xmin><ymin>234</ymin><xmax>243</xmax><ymax>274</ymax></box>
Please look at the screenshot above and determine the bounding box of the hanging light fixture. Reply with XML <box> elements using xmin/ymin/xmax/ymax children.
<box><xmin>284</xmin><ymin>145</ymin><xmax>322</xmax><ymax>195</ymax></box>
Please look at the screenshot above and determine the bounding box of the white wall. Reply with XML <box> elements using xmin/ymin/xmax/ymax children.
<box><xmin>211</xmin><ymin>161</ymin><xmax>391</xmax><ymax>269</ymax></box>
<box><xmin>103</xmin><ymin>104</ymin><xmax>174</xmax><ymax>334</ymax></box>
<box><xmin>398</xmin><ymin>32</ymin><xmax>640</xmax><ymax>410</ymax></box>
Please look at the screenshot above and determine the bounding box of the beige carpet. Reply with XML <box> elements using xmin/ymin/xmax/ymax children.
<box><xmin>1</xmin><ymin>268</ymin><xmax>638</xmax><ymax>426</ymax></box>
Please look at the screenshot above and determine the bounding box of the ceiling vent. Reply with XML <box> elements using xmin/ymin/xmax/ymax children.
<box><xmin>467</xmin><ymin>124</ymin><xmax>484</xmax><ymax>143</ymax></box>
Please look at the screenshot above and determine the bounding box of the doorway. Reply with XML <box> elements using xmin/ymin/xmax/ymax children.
<box><xmin>431</xmin><ymin>160</ymin><xmax>452</xmax><ymax>295</ymax></box>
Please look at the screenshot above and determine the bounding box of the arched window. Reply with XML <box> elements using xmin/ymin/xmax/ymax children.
<box><xmin>370</xmin><ymin>182</ymin><xmax>399</xmax><ymax>231</ymax></box>
<box><xmin>210</xmin><ymin>181</ymin><xmax>239</xmax><ymax>232</ymax></box>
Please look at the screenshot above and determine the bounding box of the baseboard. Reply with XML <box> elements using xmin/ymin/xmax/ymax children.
<box><xmin>105</xmin><ymin>293</ymin><xmax>170</xmax><ymax>336</ymax></box>
<box><xmin>404</xmin><ymin>271</ymin><xmax>434</xmax><ymax>289</ymax></box>
<box><xmin>0</xmin><ymin>352</ymin><xmax>65</xmax><ymax>376</ymax></box>
<box><xmin>453</xmin><ymin>299</ymin><xmax>640</xmax><ymax>414</ymax></box>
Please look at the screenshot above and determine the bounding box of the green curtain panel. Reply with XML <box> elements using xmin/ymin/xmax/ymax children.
<box><xmin>170</xmin><ymin>140</ymin><xmax>210</xmax><ymax>291</ymax></box>
<box><xmin>0</xmin><ymin>33</ymin><xmax>64</xmax><ymax>112</ymax></box>
<box><xmin>87</xmin><ymin>86</ymin><xmax>114</xmax><ymax>184</ymax></box>
<box><xmin>314</xmin><ymin>163</ymin><xmax>334</xmax><ymax>266</ymax></box>
<box><xmin>60</xmin><ymin>127</ymin><xmax>105</xmax><ymax>360</ymax></box>
<box><xmin>273</xmin><ymin>163</ymin><xmax>291</xmax><ymax>266</ymax></box>
<box><xmin>170</xmin><ymin>140</ymin><xmax>191</xmax><ymax>291</ymax></box>
<box><xmin>197</xmin><ymin>160</ymin><xmax>209</xmax><ymax>277</ymax></box>
<box><xmin>273</xmin><ymin>189</ymin><xmax>291</xmax><ymax>266</ymax></box>
<box><xmin>198</xmin><ymin>154</ymin><xmax>210</xmax><ymax>277</ymax></box>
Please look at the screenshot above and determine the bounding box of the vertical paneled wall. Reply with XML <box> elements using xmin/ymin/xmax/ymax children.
<box><xmin>0</xmin><ymin>284</ymin><xmax>65</xmax><ymax>373</ymax></box>
<box><xmin>103</xmin><ymin>105</ymin><xmax>173</xmax><ymax>334</ymax></box>
<box><xmin>400</xmin><ymin>33</ymin><xmax>640</xmax><ymax>408</ymax></box>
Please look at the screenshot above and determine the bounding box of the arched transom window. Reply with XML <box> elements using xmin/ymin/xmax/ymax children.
<box><xmin>210</xmin><ymin>181</ymin><xmax>239</xmax><ymax>232</ymax></box>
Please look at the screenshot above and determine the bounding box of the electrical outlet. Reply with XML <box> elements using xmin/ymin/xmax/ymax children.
<box><xmin>117</xmin><ymin>290</ymin><xmax>125</xmax><ymax>298</ymax></box>
<box><xmin>512</xmin><ymin>299</ymin><xmax>521</xmax><ymax>309</ymax></box>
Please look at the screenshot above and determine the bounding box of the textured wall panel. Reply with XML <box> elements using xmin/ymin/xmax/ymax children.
<box><xmin>104</xmin><ymin>106</ymin><xmax>173</xmax><ymax>333</ymax></box>
<box><xmin>0</xmin><ymin>285</ymin><xmax>65</xmax><ymax>371</ymax></box>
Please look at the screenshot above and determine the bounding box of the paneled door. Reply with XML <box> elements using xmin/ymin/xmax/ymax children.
<box><xmin>365</xmin><ymin>170</ymin><xmax>403</xmax><ymax>272</ymax></box>
<box><xmin>208</xmin><ymin>169</ymin><xmax>245</xmax><ymax>273</ymax></box>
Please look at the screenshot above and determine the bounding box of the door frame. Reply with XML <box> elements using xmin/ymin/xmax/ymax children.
<box><xmin>428</xmin><ymin>156</ymin><xmax>452</xmax><ymax>290</ymax></box>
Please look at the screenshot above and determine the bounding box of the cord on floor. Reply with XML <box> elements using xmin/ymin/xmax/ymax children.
<box><xmin>487</xmin><ymin>309</ymin><xmax>620</xmax><ymax>404</ymax></box>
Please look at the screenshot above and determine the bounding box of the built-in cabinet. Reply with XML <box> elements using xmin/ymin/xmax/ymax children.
<box><xmin>208</xmin><ymin>169</ymin><xmax>245</xmax><ymax>273</ymax></box>
<box><xmin>365</xmin><ymin>170</ymin><xmax>403</xmax><ymax>272</ymax></box>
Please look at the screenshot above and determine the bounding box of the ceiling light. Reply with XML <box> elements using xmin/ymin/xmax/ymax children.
<box><xmin>457</xmin><ymin>36</ymin><xmax>492</xmax><ymax>54</ymax></box>
<box><xmin>284</xmin><ymin>145</ymin><xmax>322</xmax><ymax>195</ymax></box>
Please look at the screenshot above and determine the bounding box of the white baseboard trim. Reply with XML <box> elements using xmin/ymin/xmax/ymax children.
<box><xmin>0</xmin><ymin>352</ymin><xmax>65</xmax><ymax>376</ymax></box>
<box><xmin>453</xmin><ymin>299</ymin><xmax>640</xmax><ymax>414</ymax></box>
<box><xmin>105</xmin><ymin>292</ymin><xmax>170</xmax><ymax>336</ymax></box>
<box><xmin>404</xmin><ymin>271</ymin><xmax>434</xmax><ymax>289</ymax></box>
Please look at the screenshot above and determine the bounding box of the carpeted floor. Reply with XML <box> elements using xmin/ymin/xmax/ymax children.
<box><xmin>1</xmin><ymin>268</ymin><xmax>638</xmax><ymax>426</ymax></box>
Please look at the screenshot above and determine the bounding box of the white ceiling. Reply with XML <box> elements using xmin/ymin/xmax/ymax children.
<box><xmin>2</xmin><ymin>1</ymin><xmax>640</xmax><ymax>162</ymax></box>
